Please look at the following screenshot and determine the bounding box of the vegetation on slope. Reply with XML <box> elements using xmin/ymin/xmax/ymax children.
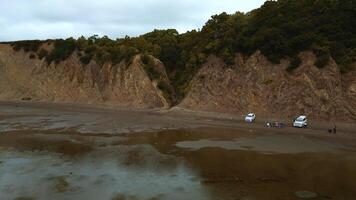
<box><xmin>8</xmin><ymin>0</ymin><xmax>356</xmax><ymax>101</ymax></box>
<box><xmin>140</xmin><ymin>54</ymin><xmax>175</xmax><ymax>104</ymax></box>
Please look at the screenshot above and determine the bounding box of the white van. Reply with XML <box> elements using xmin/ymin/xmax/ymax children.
<box><xmin>293</xmin><ymin>116</ymin><xmax>307</xmax><ymax>128</ymax></box>
<box><xmin>245</xmin><ymin>113</ymin><xmax>256</xmax><ymax>123</ymax></box>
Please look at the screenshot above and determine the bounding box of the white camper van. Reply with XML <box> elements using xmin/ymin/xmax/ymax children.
<box><xmin>245</xmin><ymin>113</ymin><xmax>256</xmax><ymax>123</ymax></box>
<box><xmin>293</xmin><ymin>116</ymin><xmax>307</xmax><ymax>128</ymax></box>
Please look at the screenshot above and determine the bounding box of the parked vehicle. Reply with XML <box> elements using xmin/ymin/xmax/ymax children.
<box><xmin>245</xmin><ymin>113</ymin><xmax>256</xmax><ymax>122</ymax></box>
<box><xmin>293</xmin><ymin>116</ymin><xmax>307</xmax><ymax>128</ymax></box>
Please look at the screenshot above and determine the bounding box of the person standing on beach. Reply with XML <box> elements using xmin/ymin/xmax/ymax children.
<box><xmin>333</xmin><ymin>125</ymin><xmax>337</xmax><ymax>134</ymax></box>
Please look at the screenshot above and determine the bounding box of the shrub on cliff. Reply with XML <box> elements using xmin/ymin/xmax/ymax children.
<box><xmin>141</xmin><ymin>54</ymin><xmax>161</xmax><ymax>80</ymax></box>
<box><xmin>287</xmin><ymin>56</ymin><xmax>302</xmax><ymax>72</ymax></box>
<box><xmin>12</xmin><ymin>40</ymin><xmax>42</xmax><ymax>52</ymax></box>
<box><xmin>313</xmin><ymin>46</ymin><xmax>330</xmax><ymax>68</ymax></box>
<box><xmin>37</xmin><ymin>49</ymin><xmax>48</xmax><ymax>60</ymax></box>
<box><xmin>157</xmin><ymin>80</ymin><xmax>173</xmax><ymax>103</ymax></box>
<box><xmin>46</xmin><ymin>38</ymin><xmax>77</xmax><ymax>64</ymax></box>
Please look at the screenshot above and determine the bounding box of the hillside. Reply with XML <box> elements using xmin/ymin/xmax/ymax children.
<box><xmin>0</xmin><ymin>0</ymin><xmax>355</xmax><ymax>120</ymax></box>
<box><xmin>0</xmin><ymin>44</ymin><xmax>172</xmax><ymax>109</ymax></box>
<box><xmin>179</xmin><ymin>52</ymin><xmax>356</xmax><ymax>120</ymax></box>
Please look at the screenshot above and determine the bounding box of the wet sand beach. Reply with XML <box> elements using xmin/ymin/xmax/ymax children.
<box><xmin>1</xmin><ymin>102</ymin><xmax>356</xmax><ymax>200</ymax></box>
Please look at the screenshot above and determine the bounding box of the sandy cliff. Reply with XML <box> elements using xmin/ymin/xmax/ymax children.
<box><xmin>0</xmin><ymin>44</ymin><xmax>355</xmax><ymax>120</ymax></box>
<box><xmin>179</xmin><ymin>51</ymin><xmax>356</xmax><ymax>120</ymax></box>
<box><xmin>0</xmin><ymin>44</ymin><xmax>170</xmax><ymax>109</ymax></box>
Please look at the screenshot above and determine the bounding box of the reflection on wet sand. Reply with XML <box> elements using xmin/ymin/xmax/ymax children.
<box><xmin>0</xmin><ymin>136</ymin><xmax>208</xmax><ymax>200</ymax></box>
<box><xmin>0</xmin><ymin>128</ymin><xmax>356</xmax><ymax>200</ymax></box>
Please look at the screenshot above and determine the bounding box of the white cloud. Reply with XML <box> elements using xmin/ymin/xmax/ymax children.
<box><xmin>0</xmin><ymin>0</ymin><xmax>266</xmax><ymax>41</ymax></box>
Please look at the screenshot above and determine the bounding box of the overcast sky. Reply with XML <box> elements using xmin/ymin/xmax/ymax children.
<box><xmin>0</xmin><ymin>0</ymin><xmax>266</xmax><ymax>41</ymax></box>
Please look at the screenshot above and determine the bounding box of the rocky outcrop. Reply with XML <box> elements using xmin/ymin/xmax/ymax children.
<box><xmin>0</xmin><ymin>44</ymin><xmax>171</xmax><ymax>109</ymax></box>
<box><xmin>179</xmin><ymin>51</ymin><xmax>356</xmax><ymax>120</ymax></box>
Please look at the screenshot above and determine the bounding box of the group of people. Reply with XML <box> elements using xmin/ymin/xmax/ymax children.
<box><xmin>328</xmin><ymin>125</ymin><xmax>337</xmax><ymax>134</ymax></box>
<box><xmin>266</xmin><ymin>121</ymin><xmax>285</xmax><ymax>128</ymax></box>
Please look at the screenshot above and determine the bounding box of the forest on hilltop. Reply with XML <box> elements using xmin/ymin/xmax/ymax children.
<box><xmin>7</xmin><ymin>0</ymin><xmax>356</xmax><ymax>100</ymax></box>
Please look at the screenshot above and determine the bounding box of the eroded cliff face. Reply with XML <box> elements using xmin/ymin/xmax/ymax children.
<box><xmin>179</xmin><ymin>51</ymin><xmax>356</xmax><ymax>120</ymax></box>
<box><xmin>0</xmin><ymin>44</ymin><xmax>170</xmax><ymax>109</ymax></box>
<box><xmin>1</xmin><ymin>43</ymin><xmax>355</xmax><ymax>120</ymax></box>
